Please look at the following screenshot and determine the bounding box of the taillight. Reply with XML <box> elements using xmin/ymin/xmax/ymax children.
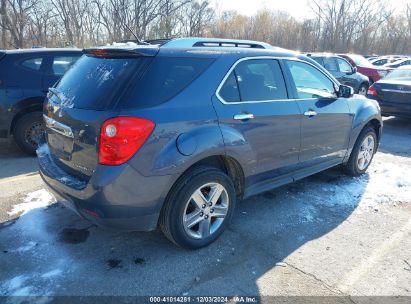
<box><xmin>99</xmin><ymin>117</ymin><xmax>155</xmax><ymax>166</ymax></box>
<box><xmin>367</xmin><ymin>85</ymin><xmax>378</xmax><ymax>97</ymax></box>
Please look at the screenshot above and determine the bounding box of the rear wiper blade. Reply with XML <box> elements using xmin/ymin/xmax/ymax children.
<box><xmin>47</xmin><ymin>88</ymin><xmax>74</xmax><ymax>108</ymax></box>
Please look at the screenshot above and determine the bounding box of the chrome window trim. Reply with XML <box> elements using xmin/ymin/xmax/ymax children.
<box><xmin>215</xmin><ymin>56</ymin><xmax>339</xmax><ymax>105</ymax></box>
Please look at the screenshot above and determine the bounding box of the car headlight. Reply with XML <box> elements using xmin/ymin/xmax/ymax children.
<box><xmin>378</xmin><ymin>70</ymin><xmax>388</xmax><ymax>78</ymax></box>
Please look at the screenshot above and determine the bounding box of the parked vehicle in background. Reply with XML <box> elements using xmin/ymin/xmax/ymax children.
<box><xmin>0</xmin><ymin>48</ymin><xmax>82</xmax><ymax>154</ymax></box>
<box><xmin>365</xmin><ymin>56</ymin><xmax>379</xmax><ymax>61</ymax></box>
<box><xmin>38</xmin><ymin>38</ymin><xmax>382</xmax><ymax>249</ymax></box>
<box><xmin>339</xmin><ymin>54</ymin><xmax>389</xmax><ymax>84</ymax></box>
<box><xmin>309</xmin><ymin>53</ymin><xmax>369</xmax><ymax>95</ymax></box>
<box><xmin>370</xmin><ymin>57</ymin><xmax>401</xmax><ymax>66</ymax></box>
<box><xmin>367</xmin><ymin>65</ymin><xmax>411</xmax><ymax>118</ymax></box>
<box><xmin>384</xmin><ymin>58</ymin><xmax>411</xmax><ymax>69</ymax></box>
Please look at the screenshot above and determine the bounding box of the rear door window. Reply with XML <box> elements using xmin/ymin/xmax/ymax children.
<box><xmin>219</xmin><ymin>59</ymin><xmax>288</xmax><ymax>102</ymax></box>
<box><xmin>21</xmin><ymin>57</ymin><xmax>43</xmax><ymax>71</ymax></box>
<box><xmin>123</xmin><ymin>57</ymin><xmax>214</xmax><ymax>108</ymax></box>
<box><xmin>51</xmin><ymin>55</ymin><xmax>151</xmax><ymax>110</ymax></box>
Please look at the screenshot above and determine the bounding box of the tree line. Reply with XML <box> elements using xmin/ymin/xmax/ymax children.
<box><xmin>1</xmin><ymin>0</ymin><xmax>411</xmax><ymax>55</ymax></box>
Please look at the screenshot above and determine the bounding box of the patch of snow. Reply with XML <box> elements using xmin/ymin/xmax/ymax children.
<box><xmin>299</xmin><ymin>205</ymin><xmax>316</xmax><ymax>223</ymax></box>
<box><xmin>343</xmin><ymin>159</ymin><xmax>411</xmax><ymax>210</ymax></box>
<box><xmin>8</xmin><ymin>189</ymin><xmax>56</xmax><ymax>216</ymax></box>
<box><xmin>41</xmin><ymin>269</ymin><xmax>62</xmax><ymax>279</ymax></box>
<box><xmin>1</xmin><ymin>275</ymin><xmax>35</xmax><ymax>297</ymax></box>
<box><xmin>15</xmin><ymin>241</ymin><xmax>37</xmax><ymax>253</ymax></box>
<box><xmin>8</xmin><ymin>275</ymin><xmax>26</xmax><ymax>290</ymax></box>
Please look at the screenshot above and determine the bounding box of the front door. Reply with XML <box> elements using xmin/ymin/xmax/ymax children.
<box><xmin>283</xmin><ymin>59</ymin><xmax>353</xmax><ymax>167</ymax></box>
<box><xmin>212</xmin><ymin>58</ymin><xmax>301</xmax><ymax>186</ymax></box>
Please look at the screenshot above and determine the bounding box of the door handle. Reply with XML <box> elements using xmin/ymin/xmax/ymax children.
<box><xmin>234</xmin><ymin>113</ymin><xmax>254</xmax><ymax>121</ymax></box>
<box><xmin>304</xmin><ymin>110</ymin><xmax>318</xmax><ymax>117</ymax></box>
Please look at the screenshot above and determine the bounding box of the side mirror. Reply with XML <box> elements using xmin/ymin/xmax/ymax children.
<box><xmin>339</xmin><ymin>85</ymin><xmax>354</xmax><ymax>98</ymax></box>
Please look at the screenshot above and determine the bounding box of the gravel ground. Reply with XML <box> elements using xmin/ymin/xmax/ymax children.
<box><xmin>0</xmin><ymin>117</ymin><xmax>410</xmax><ymax>301</ymax></box>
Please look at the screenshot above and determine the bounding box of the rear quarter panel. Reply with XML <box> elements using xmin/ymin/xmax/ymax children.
<box><xmin>122</xmin><ymin>54</ymin><xmax>238</xmax><ymax>178</ymax></box>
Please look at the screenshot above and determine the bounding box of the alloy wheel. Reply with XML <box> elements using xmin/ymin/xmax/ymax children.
<box><xmin>357</xmin><ymin>135</ymin><xmax>375</xmax><ymax>171</ymax></box>
<box><xmin>183</xmin><ymin>182</ymin><xmax>229</xmax><ymax>240</ymax></box>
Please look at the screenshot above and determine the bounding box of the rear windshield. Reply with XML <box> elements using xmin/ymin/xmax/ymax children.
<box><xmin>51</xmin><ymin>55</ymin><xmax>151</xmax><ymax>110</ymax></box>
<box><xmin>122</xmin><ymin>57</ymin><xmax>214</xmax><ymax>109</ymax></box>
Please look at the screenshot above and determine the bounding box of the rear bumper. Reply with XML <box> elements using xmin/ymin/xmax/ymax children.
<box><xmin>38</xmin><ymin>144</ymin><xmax>176</xmax><ymax>231</ymax></box>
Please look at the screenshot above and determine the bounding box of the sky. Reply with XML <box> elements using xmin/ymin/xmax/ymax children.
<box><xmin>210</xmin><ymin>0</ymin><xmax>410</xmax><ymax>20</ymax></box>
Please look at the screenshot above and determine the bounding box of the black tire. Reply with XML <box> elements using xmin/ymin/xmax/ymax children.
<box><xmin>343</xmin><ymin>126</ymin><xmax>377</xmax><ymax>176</ymax></box>
<box><xmin>358</xmin><ymin>83</ymin><xmax>368</xmax><ymax>96</ymax></box>
<box><xmin>14</xmin><ymin>112</ymin><xmax>44</xmax><ymax>156</ymax></box>
<box><xmin>159</xmin><ymin>166</ymin><xmax>236</xmax><ymax>249</ymax></box>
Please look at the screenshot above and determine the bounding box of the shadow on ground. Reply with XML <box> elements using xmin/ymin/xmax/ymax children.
<box><xmin>0</xmin><ymin>166</ymin><xmax>369</xmax><ymax>297</ymax></box>
<box><xmin>379</xmin><ymin>117</ymin><xmax>411</xmax><ymax>158</ymax></box>
<box><xmin>0</xmin><ymin>140</ymin><xmax>38</xmax><ymax>179</ymax></box>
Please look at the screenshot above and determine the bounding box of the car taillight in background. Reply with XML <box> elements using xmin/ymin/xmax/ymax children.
<box><xmin>99</xmin><ymin>117</ymin><xmax>155</xmax><ymax>166</ymax></box>
<box><xmin>367</xmin><ymin>85</ymin><xmax>378</xmax><ymax>97</ymax></box>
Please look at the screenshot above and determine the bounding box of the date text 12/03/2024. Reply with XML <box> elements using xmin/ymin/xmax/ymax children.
<box><xmin>149</xmin><ymin>297</ymin><xmax>258</xmax><ymax>303</ymax></box>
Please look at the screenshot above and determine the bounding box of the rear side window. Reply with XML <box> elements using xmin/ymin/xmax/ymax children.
<box><xmin>21</xmin><ymin>57</ymin><xmax>43</xmax><ymax>71</ymax></box>
<box><xmin>123</xmin><ymin>57</ymin><xmax>214</xmax><ymax>108</ymax></box>
<box><xmin>51</xmin><ymin>55</ymin><xmax>150</xmax><ymax>110</ymax></box>
<box><xmin>219</xmin><ymin>59</ymin><xmax>287</xmax><ymax>102</ymax></box>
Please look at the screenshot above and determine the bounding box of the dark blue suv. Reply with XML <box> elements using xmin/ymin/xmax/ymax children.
<box><xmin>0</xmin><ymin>48</ymin><xmax>82</xmax><ymax>154</ymax></box>
<box><xmin>38</xmin><ymin>38</ymin><xmax>382</xmax><ymax>249</ymax></box>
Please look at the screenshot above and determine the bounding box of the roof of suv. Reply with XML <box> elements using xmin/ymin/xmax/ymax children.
<box><xmin>91</xmin><ymin>37</ymin><xmax>298</xmax><ymax>59</ymax></box>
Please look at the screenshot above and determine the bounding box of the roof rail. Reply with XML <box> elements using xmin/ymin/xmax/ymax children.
<box><xmin>161</xmin><ymin>37</ymin><xmax>273</xmax><ymax>49</ymax></box>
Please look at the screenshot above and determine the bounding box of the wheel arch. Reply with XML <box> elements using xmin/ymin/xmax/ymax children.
<box><xmin>10</xmin><ymin>100</ymin><xmax>43</xmax><ymax>135</ymax></box>
<box><xmin>168</xmin><ymin>154</ymin><xmax>246</xmax><ymax>200</ymax></box>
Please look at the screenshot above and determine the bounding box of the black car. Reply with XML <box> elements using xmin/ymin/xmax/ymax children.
<box><xmin>0</xmin><ymin>48</ymin><xmax>82</xmax><ymax>154</ymax></box>
<box><xmin>309</xmin><ymin>54</ymin><xmax>370</xmax><ymax>95</ymax></box>
<box><xmin>367</xmin><ymin>65</ymin><xmax>411</xmax><ymax>118</ymax></box>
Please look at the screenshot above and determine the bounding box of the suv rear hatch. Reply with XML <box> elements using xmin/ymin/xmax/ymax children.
<box><xmin>44</xmin><ymin>46</ymin><xmax>158</xmax><ymax>181</ymax></box>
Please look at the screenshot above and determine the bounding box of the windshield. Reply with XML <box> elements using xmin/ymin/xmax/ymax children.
<box><xmin>349</xmin><ymin>54</ymin><xmax>374</xmax><ymax>68</ymax></box>
<box><xmin>385</xmin><ymin>69</ymin><xmax>411</xmax><ymax>81</ymax></box>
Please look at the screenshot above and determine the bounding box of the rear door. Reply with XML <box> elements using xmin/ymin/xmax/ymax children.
<box><xmin>212</xmin><ymin>58</ymin><xmax>301</xmax><ymax>186</ymax></box>
<box><xmin>283</xmin><ymin>59</ymin><xmax>352</xmax><ymax>168</ymax></box>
